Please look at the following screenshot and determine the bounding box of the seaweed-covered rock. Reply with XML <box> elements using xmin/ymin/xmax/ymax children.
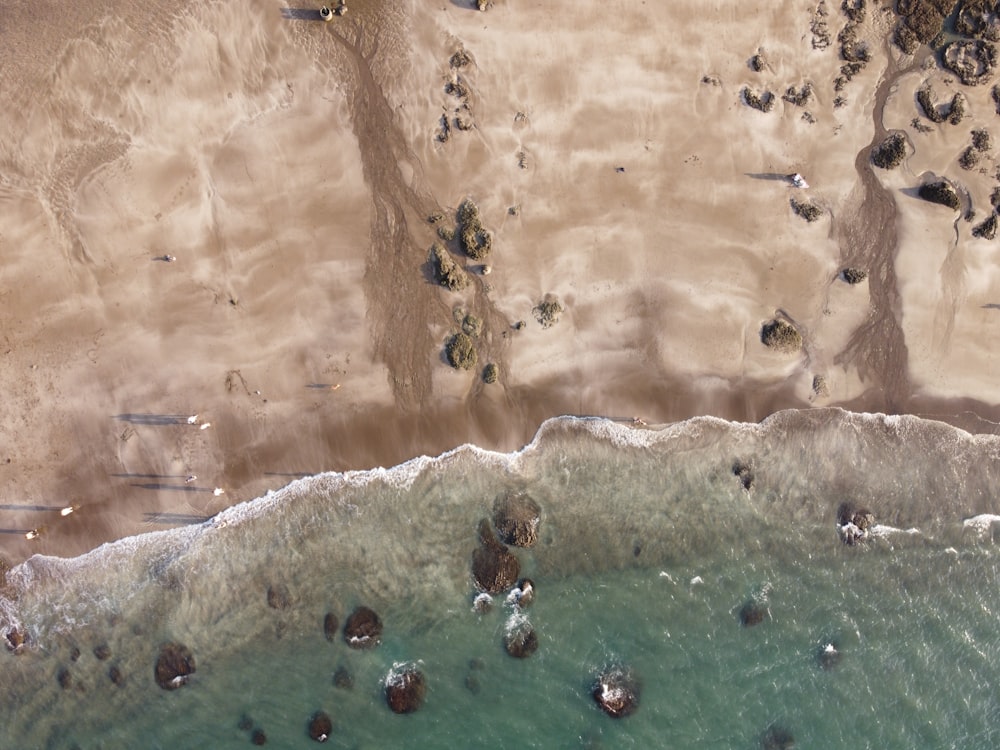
<box><xmin>917</xmin><ymin>87</ymin><xmax>966</xmax><ymax>124</ymax></box>
<box><xmin>790</xmin><ymin>198</ymin><xmax>822</xmax><ymax>222</ymax></box>
<box><xmin>812</xmin><ymin>374</ymin><xmax>830</xmax><ymax>397</ymax></box>
<box><xmin>445</xmin><ymin>332</ymin><xmax>477</xmax><ymax>370</ymax></box>
<box><xmin>918</xmin><ymin>180</ymin><xmax>961</xmax><ymax>210</ymax></box>
<box><xmin>742</xmin><ymin>87</ymin><xmax>775</xmax><ymax>112</ymax></box>
<box><xmin>972</xmin><ymin>128</ymin><xmax>993</xmax><ymax>152</ymax></box>
<box><xmin>503</xmin><ymin>615</ymin><xmax>539</xmax><ymax>658</ymax></box>
<box><xmin>343</xmin><ymin>606</ymin><xmax>383</xmax><ymax>649</ymax></box>
<box><xmin>871</xmin><ymin>132</ymin><xmax>907</xmax><ymax>169</ymax></box>
<box><xmin>457</xmin><ymin>198</ymin><xmax>492</xmax><ymax>260</ymax></box>
<box><xmin>841</xmin><ymin>267</ymin><xmax>868</xmax><ymax>284</ymax></box>
<box><xmin>956</xmin><ymin>0</ymin><xmax>1000</xmax><ymax>41</ymax></box>
<box><xmin>893</xmin><ymin>0</ymin><xmax>957</xmax><ymax>50</ymax></box>
<box><xmin>154</xmin><ymin>642</ymin><xmax>196</xmax><ymax>690</ymax></box>
<box><xmin>837</xmin><ymin>502</ymin><xmax>875</xmax><ymax>545</ymax></box>
<box><xmin>93</xmin><ymin>644</ymin><xmax>112</xmax><ymax>661</ymax></box>
<box><xmin>592</xmin><ymin>665</ymin><xmax>641</xmax><ymax>718</ymax></box>
<box><xmin>532</xmin><ymin>297</ymin><xmax>564</xmax><ymax>328</ymax></box>
<box><xmin>943</xmin><ymin>39</ymin><xmax>998</xmax><ymax>86</ymax></box>
<box><xmin>493</xmin><ymin>492</ymin><xmax>542</xmax><ymax>548</ymax></box>
<box><xmin>430</xmin><ymin>243</ymin><xmax>468</xmax><ymax>291</ymax></box>
<box><xmin>760</xmin><ymin>319</ymin><xmax>803</xmax><ymax>353</ymax></box>
<box><xmin>959</xmin><ymin>145</ymin><xmax>980</xmax><ymax>170</ymax></box>
<box><xmin>385</xmin><ymin>666</ymin><xmax>426</xmax><ymax>714</ymax></box>
<box><xmin>308</xmin><ymin>711</ymin><xmax>333</xmax><ymax>742</ymax></box>
<box><xmin>973</xmin><ymin>212</ymin><xmax>998</xmax><ymax>239</ymax></box>
<box><xmin>781</xmin><ymin>83</ymin><xmax>813</xmax><ymax>106</ymax></box>
<box><xmin>472</xmin><ymin>518</ymin><xmax>520</xmax><ymax>594</ymax></box>
<box><xmin>482</xmin><ymin>362</ymin><xmax>499</xmax><ymax>384</ymax></box>
<box><xmin>749</xmin><ymin>51</ymin><xmax>767</xmax><ymax>72</ymax></box>
<box><xmin>4</xmin><ymin>627</ymin><xmax>27</xmax><ymax>653</ymax></box>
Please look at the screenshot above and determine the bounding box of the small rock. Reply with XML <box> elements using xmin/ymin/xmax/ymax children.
<box><xmin>343</xmin><ymin>606</ymin><xmax>383</xmax><ymax>649</ymax></box>
<box><xmin>592</xmin><ymin>665</ymin><xmax>640</xmax><ymax>718</ymax></box>
<box><xmin>385</xmin><ymin>666</ymin><xmax>427</xmax><ymax>714</ymax></box>
<box><xmin>323</xmin><ymin>612</ymin><xmax>339</xmax><ymax>642</ymax></box>
<box><xmin>93</xmin><ymin>644</ymin><xmax>112</xmax><ymax>661</ymax></box>
<box><xmin>267</xmin><ymin>584</ymin><xmax>291</xmax><ymax>611</ymax></box>
<box><xmin>308</xmin><ymin>711</ymin><xmax>333</xmax><ymax>742</ymax></box>
<box><xmin>154</xmin><ymin>642</ymin><xmax>196</xmax><ymax>690</ymax></box>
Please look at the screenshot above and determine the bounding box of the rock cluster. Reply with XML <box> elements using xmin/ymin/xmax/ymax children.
<box><xmin>837</xmin><ymin>502</ymin><xmax>876</xmax><ymax>545</ymax></box>
<box><xmin>592</xmin><ymin>665</ymin><xmax>641</xmax><ymax>718</ymax></box>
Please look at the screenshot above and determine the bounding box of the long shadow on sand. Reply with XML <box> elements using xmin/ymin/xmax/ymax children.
<box><xmin>280</xmin><ymin>8</ymin><xmax>323</xmax><ymax>21</ymax></box>
<box><xmin>0</xmin><ymin>504</ymin><xmax>68</xmax><ymax>512</ymax></box>
<box><xmin>111</xmin><ymin>473</ymin><xmax>190</xmax><ymax>480</ymax></box>
<box><xmin>745</xmin><ymin>172</ymin><xmax>794</xmax><ymax>182</ymax></box>
<box><xmin>144</xmin><ymin>512</ymin><xmax>212</xmax><ymax>525</ymax></box>
<box><xmin>114</xmin><ymin>413</ymin><xmax>194</xmax><ymax>426</ymax></box>
<box><xmin>131</xmin><ymin>483</ymin><xmax>214</xmax><ymax>493</ymax></box>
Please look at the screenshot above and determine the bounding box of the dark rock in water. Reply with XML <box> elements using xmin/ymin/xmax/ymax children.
<box><xmin>333</xmin><ymin>665</ymin><xmax>354</xmax><ymax>689</ymax></box>
<box><xmin>592</xmin><ymin>665</ymin><xmax>640</xmax><ymax>718</ymax></box>
<box><xmin>5</xmin><ymin>626</ymin><xmax>28</xmax><ymax>653</ymax></box>
<box><xmin>508</xmin><ymin>578</ymin><xmax>535</xmax><ymax>609</ymax></box>
<box><xmin>503</xmin><ymin>616</ymin><xmax>539</xmax><ymax>658</ymax></box>
<box><xmin>109</xmin><ymin>665</ymin><xmax>126</xmax><ymax>686</ymax></box>
<box><xmin>837</xmin><ymin>502</ymin><xmax>875</xmax><ymax>545</ymax></box>
<box><xmin>493</xmin><ymin>492</ymin><xmax>542</xmax><ymax>547</ymax></box>
<box><xmin>464</xmin><ymin>673</ymin><xmax>481</xmax><ymax>694</ymax></box>
<box><xmin>69</xmin><ymin>646</ymin><xmax>81</xmax><ymax>662</ymax></box>
<box><xmin>817</xmin><ymin>641</ymin><xmax>841</xmax><ymax>670</ymax></box>
<box><xmin>93</xmin><ymin>644</ymin><xmax>111</xmax><ymax>661</ymax></box>
<box><xmin>57</xmin><ymin>667</ymin><xmax>73</xmax><ymax>689</ymax></box>
<box><xmin>472</xmin><ymin>519</ymin><xmax>521</xmax><ymax>593</ymax></box>
<box><xmin>238</xmin><ymin>715</ymin><xmax>256</xmax><ymax>732</ymax></box>
<box><xmin>385</xmin><ymin>666</ymin><xmax>427</xmax><ymax>714</ymax></box>
<box><xmin>739</xmin><ymin>600</ymin><xmax>769</xmax><ymax>627</ymax></box>
<box><xmin>251</xmin><ymin>728</ymin><xmax>267</xmax><ymax>745</ymax></box>
<box><xmin>761</xmin><ymin>724</ymin><xmax>795</xmax><ymax>749</ymax></box>
<box><xmin>918</xmin><ymin>181</ymin><xmax>960</xmax><ymax>211</ymax></box>
<box><xmin>154</xmin><ymin>642</ymin><xmax>196</xmax><ymax>690</ymax></box>
<box><xmin>343</xmin><ymin>606</ymin><xmax>383</xmax><ymax>649</ymax></box>
<box><xmin>468</xmin><ymin>657</ymin><xmax>486</xmax><ymax>670</ymax></box>
<box><xmin>323</xmin><ymin>612</ymin><xmax>339</xmax><ymax>642</ymax></box>
<box><xmin>267</xmin><ymin>583</ymin><xmax>291</xmax><ymax>611</ymax></box>
<box><xmin>733</xmin><ymin>460</ymin><xmax>754</xmax><ymax>491</ymax></box>
<box><xmin>308</xmin><ymin>711</ymin><xmax>333</xmax><ymax>742</ymax></box>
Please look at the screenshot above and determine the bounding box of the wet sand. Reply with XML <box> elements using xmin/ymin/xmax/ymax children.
<box><xmin>2</xmin><ymin>0</ymin><xmax>1000</xmax><ymax>563</ymax></box>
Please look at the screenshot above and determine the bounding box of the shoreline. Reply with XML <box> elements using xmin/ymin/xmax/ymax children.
<box><xmin>2</xmin><ymin>0</ymin><xmax>1000</xmax><ymax>566</ymax></box>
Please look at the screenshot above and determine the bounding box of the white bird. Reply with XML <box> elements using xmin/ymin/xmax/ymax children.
<box><xmin>213</xmin><ymin>488</ymin><xmax>225</xmax><ymax>496</ymax></box>
<box><xmin>199</xmin><ymin>422</ymin><xmax>211</xmax><ymax>430</ymax></box>
<box><xmin>185</xmin><ymin>475</ymin><xmax>197</xmax><ymax>484</ymax></box>
<box><xmin>186</xmin><ymin>415</ymin><xmax>199</xmax><ymax>424</ymax></box>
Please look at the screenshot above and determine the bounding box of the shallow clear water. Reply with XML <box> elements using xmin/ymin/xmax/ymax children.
<box><xmin>3</xmin><ymin>410</ymin><xmax>1000</xmax><ymax>748</ymax></box>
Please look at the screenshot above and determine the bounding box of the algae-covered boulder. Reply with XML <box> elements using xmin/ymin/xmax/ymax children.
<box><xmin>760</xmin><ymin>319</ymin><xmax>802</xmax><ymax>353</ymax></box>
<box><xmin>918</xmin><ymin>180</ymin><xmax>960</xmax><ymax>210</ymax></box>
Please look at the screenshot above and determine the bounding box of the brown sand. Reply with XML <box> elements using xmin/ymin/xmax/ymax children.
<box><xmin>1</xmin><ymin>0</ymin><xmax>999</xmax><ymax>563</ymax></box>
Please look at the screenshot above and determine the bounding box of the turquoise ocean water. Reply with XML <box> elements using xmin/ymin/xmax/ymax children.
<box><xmin>3</xmin><ymin>409</ymin><xmax>1000</xmax><ymax>748</ymax></box>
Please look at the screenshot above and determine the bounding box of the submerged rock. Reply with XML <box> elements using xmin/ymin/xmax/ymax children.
<box><xmin>251</xmin><ymin>728</ymin><xmax>267</xmax><ymax>745</ymax></box>
<box><xmin>343</xmin><ymin>606</ymin><xmax>383</xmax><ymax>649</ymax></box>
<box><xmin>817</xmin><ymin>641</ymin><xmax>841</xmax><ymax>670</ymax></box>
<box><xmin>323</xmin><ymin>612</ymin><xmax>339</xmax><ymax>642</ymax></box>
<box><xmin>385</xmin><ymin>665</ymin><xmax>427</xmax><ymax>714</ymax></box>
<box><xmin>739</xmin><ymin>600</ymin><xmax>769</xmax><ymax>627</ymax></box>
<box><xmin>154</xmin><ymin>642</ymin><xmax>196</xmax><ymax>690</ymax></box>
<box><xmin>266</xmin><ymin>583</ymin><xmax>291</xmax><ymax>611</ymax></box>
<box><xmin>93</xmin><ymin>644</ymin><xmax>111</xmax><ymax>661</ymax></box>
<box><xmin>333</xmin><ymin>665</ymin><xmax>354</xmax><ymax>689</ymax></box>
<box><xmin>761</xmin><ymin>724</ymin><xmax>796</xmax><ymax>749</ymax></box>
<box><xmin>308</xmin><ymin>711</ymin><xmax>333</xmax><ymax>742</ymax></box>
<box><xmin>472</xmin><ymin>518</ymin><xmax>520</xmax><ymax>593</ymax></box>
<box><xmin>493</xmin><ymin>492</ymin><xmax>542</xmax><ymax>547</ymax></box>
<box><xmin>592</xmin><ymin>665</ymin><xmax>640</xmax><ymax>718</ymax></box>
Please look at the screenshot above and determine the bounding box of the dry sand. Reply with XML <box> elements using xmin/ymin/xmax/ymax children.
<box><xmin>1</xmin><ymin>0</ymin><xmax>999</xmax><ymax>563</ymax></box>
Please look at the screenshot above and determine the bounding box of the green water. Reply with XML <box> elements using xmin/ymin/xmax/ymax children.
<box><xmin>3</xmin><ymin>411</ymin><xmax>1000</xmax><ymax>748</ymax></box>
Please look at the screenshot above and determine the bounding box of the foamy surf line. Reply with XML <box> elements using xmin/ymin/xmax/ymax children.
<box><xmin>4</xmin><ymin>409</ymin><xmax>1000</xmax><ymax>650</ymax></box>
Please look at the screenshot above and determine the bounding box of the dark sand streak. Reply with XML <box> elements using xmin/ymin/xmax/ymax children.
<box><xmin>834</xmin><ymin>49</ymin><xmax>921</xmax><ymax>412</ymax></box>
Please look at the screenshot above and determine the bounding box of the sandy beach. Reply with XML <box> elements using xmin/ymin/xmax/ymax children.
<box><xmin>2</xmin><ymin>0</ymin><xmax>1000</xmax><ymax>564</ymax></box>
